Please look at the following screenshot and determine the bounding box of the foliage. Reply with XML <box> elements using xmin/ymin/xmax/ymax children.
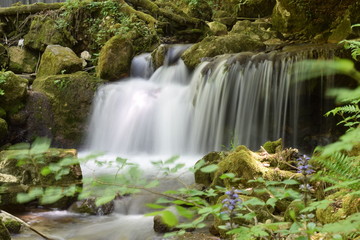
<box><xmin>0</xmin><ymin>69</ymin><xmax>6</xmax><ymax>96</ymax></box>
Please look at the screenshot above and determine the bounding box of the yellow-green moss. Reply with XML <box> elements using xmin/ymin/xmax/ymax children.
<box><xmin>262</xmin><ymin>138</ymin><xmax>283</xmax><ymax>154</ymax></box>
<box><xmin>0</xmin><ymin>71</ymin><xmax>28</xmax><ymax>114</ymax></box>
<box><xmin>8</xmin><ymin>46</ymin><xmax>38</xmax><ymax>74</ymax></box>
<box><xmin>96</xmin><ymin>35</ymin><xmax>133</xmax><ymax>81</ymax></box>
<box><xmin>37</xmin><ymin>45</ymin><xmax>83</xmax><ymax>78</ymax></box>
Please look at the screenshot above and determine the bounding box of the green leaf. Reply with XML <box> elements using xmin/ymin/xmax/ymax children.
<box><xmin>220</xmin><ymin>173</ymin><xmax>235</xmax><ymax>179</ymax></box>
<box><xmin>165</xmin><ymin>155</ymin><xmax>179</xmax><ymax>164</ymax></box>
<box><xmin>243</xmin><ymin>197</ymin><xmax>265</xmax><ymax>206</ymax></box>
<box><xmin>282</xmin><ymin>179</ymin><xmax>299</xmax><ymax>185</ymax></box>
<box><xmin>200</xmin><ymin>164</ymin><xmax>218</xmax><ymax>173</ymax></box>
<box><xmin>8</xmin><ymin>142</ymin><xmax>30</xmax><ymax>150</ymax></box>
<box><xmin>16</xmin><ymin>188</ymin><xmax>43</xmax><ymax>203</ymax></box>
<box><xmin>266</xmin><ymin>197</ymin><xmax>278</xmax><ymax>208</ymax></box>
<box><xmin>145</xmin><ymin>180</ymin><xmax>159</xmax><ymax>188</ymax></box>
<box><xmin>41</xmin><ymin>166</ymin><xmax>52</xmax><ymax>176</ymax></box>
<box><xmin>95</xmin><ymin>194</ymin><xmax>116</xmax><ymax>206</ymax></box>
<box><xmin>175</xmin><ymin>206</ymin><xmax>194</xmax><ymax>219</ymax></box>
<box><xmin>30</xmin><ymin>137</ymin><xmax>51</xmax><ymax>155</ymax></box>
<box><xmin>161</xmin><ymin>210</ymin><xmax>178</xmax><ymax>227</ymax></box>
<box><xmin>146</xmin><ymin>203</ymin><xmax>165</xmax><ymax>209</ymax></box>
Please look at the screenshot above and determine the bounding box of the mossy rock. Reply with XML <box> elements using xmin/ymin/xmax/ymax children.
<box><xmin>207</xmin><ymin>21</ymin><xmax>228</xmax><ymax>36</ymax></box>
<box><xmin>262</xmin><ymin>138</ymin><xmax>283</xmax><ymax>154</ymax></box>
<box><xmin>68</xmin><ymin>197</ymin><xmax>114</xmax><ymax>215</ymax></box>
<box><xmin>230</xmin><ymin>20</ymin><xmax>279</xmax><ymax>42</ymax></box>
<box><xmin>151</xmin><ymin>44</ymin><xmax>168</xmax><ymax>70</ymax></box>
<box><xmin>96</xmin><ymin>35</ymin><xmax>133</xmax><ymax>81</ymax></box>
<box><xmin>0</xmin><ymin>219</ymin><xmax>10</xmax><ymax>240</ymax></box>
<box><xmin>316</xmin><ymin>192</ymin><xmax>360</xmax><ymax>224</ymax></box>
<box><xmin>211</xmin><ymin>145</ymin><xmax>265</xmax><ymax>188</ymax></box>
<box><xmin>24</xmin><ymin>15</ymin><xmax>75</xmax><ymax>52</ymax></box>
<box><xmin>0</xmin><ymin>118</ymin><xmax>8</xmax><ymax>142</ymax></box>
<box><xmin>212</xmin><ymin>10</ymin><xmax>237</xmax><ymax>27</ymax></box>
<box><xmin>327</xmin><ymin>9</ymin><xmax>352</xmax><ymax>43</ymax></box>
<box><xmin>37</xmin><ymin>45</ymin><xmax>83</xmax><ymax>78</ymax></box>
<box><xmin>0</xmin><ymin>71</ymin><xmax>28</xmax><ymax>113</ymax></box>
<box><xmin>32</xmin><ymin>71</ymin><xmax>104</xmax><ymax>147</ymax></box>
<box><xmin>0</xmin><ymin>148</ymin><xmax>81</xmax><ymax>209</ymax></box>
<box><xmin>181</xmin><ymin>34</ymin><xmax>265</xmax><ymax>69</ymax></box>
<box><xmin>194</xmin><ymin>151</ymin><xmax>223</xmax><ymax>187</ymax></box>
<box><xmin>8</xmin><ymin>46</ymin><xmax>38</xmax><ymax>74</ymax></box>
<box><xmin>3</xmin><ymin>218</ymin><xmax>22</xmax><ymax>234</ymax></box>
<box><xmin>0</xmin><ymin>44</ymin><xmax>9</xmax><ymax>69</ymax></box>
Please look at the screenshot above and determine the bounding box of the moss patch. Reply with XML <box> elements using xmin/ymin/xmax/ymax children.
<box><xmin>8</xmin><ymin>46</ymin><xmax>38</xmax><ymax>74</ymax></box>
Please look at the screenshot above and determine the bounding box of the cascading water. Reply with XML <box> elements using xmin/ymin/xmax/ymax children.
<box><xmin>84</xmin><ymin>45</ymin><xmax>335</xmax><ymax>156</ymax></box>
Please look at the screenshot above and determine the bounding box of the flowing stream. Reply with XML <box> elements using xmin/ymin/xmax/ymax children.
<box><xmin>12</xmin><ymin>44</ymin><xmax>337</xmax><ymax>240</ymax></box>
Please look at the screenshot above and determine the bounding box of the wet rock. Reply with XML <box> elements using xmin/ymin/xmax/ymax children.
<box><xmin>32</xmin><ymin>71</ymin><xmax>103</xmax><ymax>148</ymax></box>
<box><xmin>151</xmin><ymin>44</ymin><xmax>168</xmax><ymax>70</ymax></box>
<box><xmin>207</xmin><ymin>21</ymin><xmax>228</xmax><ymax>36</ymax></box>
<box><xmin>153</xmin><ymin>215</ymin><xmax>172</xmax><ymax>233</ymax></box>
<box><xmin>24</xmin><ymin>15</ymin><xmax>75</xmax><ymax>52</ymax></box>
<box><xmin>37</xmin><ymin>45</ymin><xmax>83</xmax><ymax>78</ymax></box>
<box><xmin>181</xmin><ymin>34</ymin><xmax>265</xmax><ymax>69</ymax></box>
<box><xmin>24</xmin><ymin>91</ymin><xmax>54</xmax><ymax>141</ymax></box>
<box><xmin>69</xmin><ymin>197</ymin><xmax>115</xmax><ymax>215</ymax></box>
<box><xmin>0</xmin><ymin>148</ymin><xmax>82</xmax><ymax>210</ymax></box>
<box><xmin>8</xmin><ymin>46</ymin><xmax>38</xmax><ymax>74</ymax></box>
<box><xmin>212</xmin><ymin>10</ymin><xmax>236</xmax><ymax>27</ymax></box>
<box><xmin>327</xmin><ymin>10</ymin><xmax>352</xmax><ymax>43</ymax></box>
<box><xmin>0</xmin><ymin>71</ymin><xmax>28</xmax><ymax>114</ymax></box>
<box><xmin>96</xmin><ymin>35</ymin><xmax>133</xmax><ymax>81</ymax></box>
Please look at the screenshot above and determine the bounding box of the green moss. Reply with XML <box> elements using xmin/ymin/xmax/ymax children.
<box><xmin>37</xmin><ymin>45</ymin><xmax>83</xmax><ymax>78</ymax></box>
<box><xmin>3</xmin><ymin>218</ymin><xmax>21</xmax><ymax>234</ymax></box>
<box><xmin>32</xmin><ymin>71</ymin><xmax>104</xmax><ymax>147</ymax></box>
<box><xmin>181</xmin><ymin>34</ymin><xmax>265</xmax><ymax>69</ymax></box>
<box><xmin>96</xmin><ymin>35</ymin><xmax>133</xmax><ymax>81</ymax></box>
<box><xmin>24</xmin><ymin>16</ymin><xmax>75</xmax><ymax>52</ymax></box>
<box><xmin>207</xmin><ymin>21</ymin><xmax>228</xmax><ymax>36</ymax></box>
<box><xmin>0</xmin><ymin>71</ymin><xmax>28</xmax><ymax>114</ymax></box>
<box><xmin>262</xmin><ymin>138</ymin><xmax>283</xmax><ymax>154</ymax></box>
<box><xmin>8</xmin><ymin>46</ymin><xmax>39</xmax><ymax>74</ymax></box>
<box><xmin>316</xmin><ymin>192</ymin><xmax>360</xmax><ymax>224</ymax></box>
<box><xmin>211</xmin><ymin>145</ymin><xmax>264</xmax><ymax>188</ymax></box>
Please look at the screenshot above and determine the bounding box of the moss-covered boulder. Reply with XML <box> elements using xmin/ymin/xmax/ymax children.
<box><xmin>194</xmin><ymin>152</ymin><xmax>223</xmax><ymax>187</ymax></box>
<box><xmin>8</xmin><ymin>46</ymin><xmax>38</xmax><ymax>74</ymax></box>
<box><xmin>316</xmin><ymin>192</ymin><xmax>360</xmax><ymax>224</ymax></box>
<box><xmin>207</xmin><ymin>21</ymin><xmax>228</xmax><ymax>36</ymax></box>
<box><xmin>0</xmin><ymin>118</ymin><xmax>8</xmax><ymax>142</ymax></box>
<box><xmin>0</xmin><ymin>148</ymin><xmax>81</xmax><ymax>210</ymax></box>
<box><xmin>271</xmin><ymin>0</ymin><xmax>358</xmax><ymax>40</ymax></box>
<box><xmin>230</xmin><ymin>20</ymin><xmax>280</xmax><ymax>42</ymax></box>
<box><xmin>262</xmin><ymin>138</ymin><xmax>283</xmax><ymax>154</ymax></box>
<box><xmin>0</xmin><ymin>214</ymin><xmax>22</xmax><ymax>234</ymax></box>
<box><xmin>0</xmin><ymin>71</ymin><xmax>28</xmax><ymax>113</ymax></box>
<box><xmin>24</xmin><ymin>15</ymin><xmax>75</xmax><ymax>52</ymax></box>
<box><xmin>37</xmin><ymin>45</ymin><xmax>83</xmax><ymax>78</ymax></box>
<box><xmin>32</xmin><ymin>71</ymin><xmax>103</xmax><ymax>147</ymax></box>
<box><xmin>212</xmin><ymin>10</ymin><xmax>237</xmax><ymax>27</ymax></box>
<box><xmin>96</xmin><ymin>35</ymin><xmax>133</xmax><ymax>81</ymax></box>
<box><xmin>181</xmin><ymin>34</ymin><xmax>265</xmax><ymax>69</ymax></box>
<box><xmin>0</xmin><ymin>44</ymin><xmax>9</xmax><ymax>69</ymax></box>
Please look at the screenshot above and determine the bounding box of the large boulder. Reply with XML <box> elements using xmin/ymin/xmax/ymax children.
<box><xmin>24</xmin><ymin>16</ymin><xmax>75</xmax><ymax>52</ymax></box>
<box><xmin>0</xmin><ymin>148</ymin><xmax>82</xmax><ymax>210</ymax></box>
<box><xmin>230</xmin><ymin>20</ymin><xmax>280</xmax><ymax>42</ymax></box>
<box><xmin>8</xmin><ymin>46</ymin><xmax>38</xmax><ymax>74</ymax></box>
<box><xmin>181</xmin><ymin>34</ymin><xmax>265</xmax><ymax>69</ymax></box>
<box><xmin>0</xmin><ymin>71</ymin><xmax>28</xmax><ymax>114</ymax></box>
<box><xmin>32</xmin><ymin>71</ymin><xmax>104</xmax><ymax>147</ymax></box>
<box><xmin>96</xmin><ymin>35</ymin><xmax>133</xmax><ymax>81</ymax></box>
<box><xmin>235</xmin><ymin>0</ymin><xmax>276</xmax><ymax>18</ymax></box>
<box><xmin>37</xmin><ymin>45</ymin><xmax>83</xmax><ymax>78</ymax></box>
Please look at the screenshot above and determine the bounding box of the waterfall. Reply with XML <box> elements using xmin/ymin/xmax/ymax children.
<box><xmin>84</xmin><ymin>45</ymin><xmax>335</xmax><ymax>156</ymax></box>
